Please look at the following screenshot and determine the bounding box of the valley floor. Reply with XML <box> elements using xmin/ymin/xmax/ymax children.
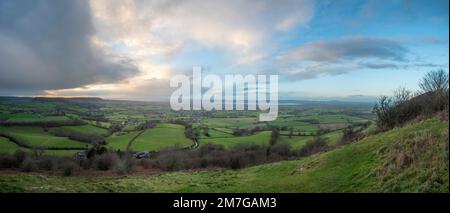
<box><xmin>0</xmin><ymin>118</ymin><xmax>448</xmax><ymax>193</ymax></box>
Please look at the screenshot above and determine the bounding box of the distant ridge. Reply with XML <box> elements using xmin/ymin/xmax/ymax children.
<box><xmin>32</xmin><ymin>96</ymin><xmax>103</xmax><ymax>102</ymax></box>
<box><xmin>0</xmin><ymin>96</ymin><xmax>374</xmax><ymax>106</ymax></box>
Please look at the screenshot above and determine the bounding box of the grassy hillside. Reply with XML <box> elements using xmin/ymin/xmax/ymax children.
<box><xmin>0</xmin><ymin>118</ymin><xmax>447</xmax><ymax>192</ymax></box>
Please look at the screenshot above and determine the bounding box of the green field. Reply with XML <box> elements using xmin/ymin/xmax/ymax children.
<box><xmin>202</xmin><ymin>117</ymin><xmax>258</xmax><ymax>128</ymax></box>
<box><xmin>1</xmin><ymin>118</ymin><xmax>446</xmax><ymax>192</ymax></box>
<box><xmin>0</xmin><ymin>137</ymin><xmax>20</xmax><ymax>153</ymax></box>
<box><xmin>131</xmin><ymin>123</ymin><xmax>193</xmax><ymax>151</ymax></box>
<box><xmin>0</xmin><ymin>136</ymin><xmax>81</xmax><ymax>156</ymax></box>
<box><xmin>269</xmin><ymin>117</ymin><xmax>319</xmax><ymax>133</ymax></box>
<box><xmin>5</xmin><ymin>113</ymin><xmax>69</xmax><ymax>122</ymax></box>
<box><xmin>106</xmin><ymin>131</ymin><xmax>141</xmax><ymax>151</ymax></box>
<box><xmin>0</xmin><ymin>126</ymin><xmax>88</xmax><ymax>149</ymax></box>
<box><xmin>49</xmin><ymin>124</ymin><xmax>108</xmax><ymax>136</ymax></box>
<box><xmin>280</xmin><ymin>130</ymin><xmax>344</xmax><ymax>149</ymax></box>
<box><xmin>199</xmin><ymin>128</ymin><xmax>234</xmax><ymax>139</ymax></box>
<box><xmin>0</xmin><ymin>98</ymin><xmax>374</xmax><ymax>156</ymax></box>
<box><xmin>279</xmin><ymin>135</ymin><xmax>313</xmax><ymax>149</ymax></box>
<box><xmin>200</xmin><ymin>131</ymin><xmax>271</xmax><ymax>148</ymax></box>
<box><xmin>298</xmin><ymin>114</ymin><xmax>367</xmax><ymax>124</ymax></box>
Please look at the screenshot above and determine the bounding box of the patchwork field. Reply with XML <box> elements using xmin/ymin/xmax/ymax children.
<box><xmin>0</xmin><ymin>97</ymin><xmax>374</xmax><ymax>157</ymax></box>
<box><xmin>3</xmin><ymin>113</ymin><xmax>70</xmax><ymax>123</ymax></box>
<box><xmin>131</xmin><ymin>123</ymin><xmax>193</xmax><ymax>151</ymax></box>
<box><xmin>199</xmin><ymin>128</ymin><xmax>234</xmax><ymax>139</ymax></box>
<box><xmin>2</xmin><ymin>118</ymin><xmax>446</xmax><ymax>192</ymax></box>
<box><xmin>49</xmin><ymin>124</ymin><xmax>108</xmax><ymax>136</ymax></box>
<box><xmin>0</xmin><ymin>137</ymin><xmax>19</xmax><ymax>154</ymax></box>
<box><xmin>200</xmin><ymin>131</ymin><xmax>271</xmax><ymax>148</ymax></box>
<box><xmin>0</xmin><ymin>126</ymin><xmax>88</xmax><ymax>149</ymax></box>
<box><xmin>202</xmin><ymin>117</ymin><xmax>259</xmax><ymax>128</ymax></box>
<box><xmin>106</xmin><ymin>131</ymin><xmax>142</xmax><ymax>151</ymax></box>
<box><xmin>279</xmin><ymin>130</ymin><xmax>344</xmax><ymax>149</ymax></box>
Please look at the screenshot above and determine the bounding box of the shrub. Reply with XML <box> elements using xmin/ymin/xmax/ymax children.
<box><xmin>93</xmin><ymin>152</ymin><xmax>118</xmax><ymax>171</ymax></box>
<box><xmin>77</xmin><ymin>158</ymin><xmax>91</xmax><ymax>170</ymax></box>
<box><xmin>37</xmin><ymin>156</ymin><xmax>57</xmax><ymax>171</ymax></box>
<box><xmin>269</xmin><ymin>128</ymin><xmax>280</xmax><ymax>146</ymax></box>
<box><xmin>373</xmin><ymin>70</ymin><xmax>449</xmax><ymax>131</ymax></box>
<box><xmin>269</xmin><ymin>142</ymin><xmax>291</xmax><ymax>157</ymax></box>
<box><xmin>232</xmin><ymin>143</ymin><xmax>263</xmax><ymax>152</ymax></box>
<box><xmin>115</xmin><ymin>156</ymin><xmax>136</xmax><ymax>175</ymax></box>
<box><xmin>339</xmin><ymin>126</ymin><xmax>362</xmax><ymax>145</ymax></box>
<box><xmin>298</xmin><ymin>137</ymin><xmax>329</xmax><ymax>157</ymax></box>
<box><xmin>14</xmin><ymin>149</ymin><xmax>27</xmax><ymax>165</ymax></box>
<box><xmin>60</xmin><ymin>161</ymin><xmax>78</xmax><ymax>176</ymax></box>
<box><xmin>139</xmin><ymin>158</ymin><xmax>152</xmax><ymax>169</ymax></box>
<box><xmin>201</xmin><ymin>151</ymin><xmax>231</xmax><ymax>168</ymax></box>
<box><xmin>21</xmin><ymin>157</ymin><xmax>38</xmax><ymax>172</ymax></box>
<box><xmin>0</xmin><ymin>154</ymin><xmax>19</xmax><ymax>169</ymax></box>
<box><xmin>198</xmin><ymin>143</ymin><xmax>225</xmax><ymax>157</ymax></box>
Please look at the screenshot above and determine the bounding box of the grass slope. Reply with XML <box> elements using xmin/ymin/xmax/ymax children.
<box><xmin>0</xmin><ymin>118</ymin><xmax>448</xmax><ymax>192</ymax></box>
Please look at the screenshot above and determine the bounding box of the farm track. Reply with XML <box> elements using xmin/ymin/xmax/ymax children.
<box><xmin>123</xmin><ymin>124</ymin><xmax>198</xmax><ymax>153</ymax></box>
<box><xmin>126</xmin><ymin>130</ymin><xmax>145</xmax><ymax>152</ymax></box>
<box><xmin>211</xmin><ymin>128</ymin><xmax>233</xmax><ymax>134</ymax></box>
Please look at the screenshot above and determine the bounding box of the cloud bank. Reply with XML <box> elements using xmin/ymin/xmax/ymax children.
<box><xmin>0</xmin><ymin>0</ymin><xmax>138</xmax><ymax>91</ymax></box>
<box><xmin>278</xmin><ymin>36</ymin><xmax>445</xmax><ymax>80</ymax></box>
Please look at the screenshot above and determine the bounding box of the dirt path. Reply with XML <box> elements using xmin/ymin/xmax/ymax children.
<box><xmin>126</xmin><ymin>130</ymin><xmax>145</xmax><ymax>152</ymax></box>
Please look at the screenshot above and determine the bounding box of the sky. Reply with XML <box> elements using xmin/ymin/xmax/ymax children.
<box><xmin>0</xmin><ymin>0</ymin><xmax>448</xmax><ymax>102</ymax></box>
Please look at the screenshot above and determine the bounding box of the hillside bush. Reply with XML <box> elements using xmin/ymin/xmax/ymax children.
<box><xmin>115</xmin><ymin>155</ymin><xmax>136</xmax><ymax>175</ymax></box>
<box><xmin>93</xmin><ymin>152</ymin><xmax>118</xmax><ymax>171</ymax></box>
<box><xmin>298</xmin><ymin>137</ymin><xmax>329</xmax><ymax>157</ymax></box>
<box><xmin>0</xmin><ymin>154</ymin><xmax>19</xmax><ymax>169</ymax></box>
<box><xmin>373</xmin><ymin>70</ymin><xmax>449</xmax><ymax>130</ymax></box>
<box><xmin>20</xmin><ymin>157</ymin><xmax>38</xmax><ymax>172</ymax></box>
<box><xmin>60</xmin><ymin>161</ymin><xmax>78</xmax><ymax>176</ymax></box>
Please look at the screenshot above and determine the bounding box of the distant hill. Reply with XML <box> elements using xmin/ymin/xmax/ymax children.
<box><xmin>32</xmin><ymin>97</ymin><xmax>104</xmax><ymax>103</ymax></box>
<box><xmin>1</xmin><ymin>96</ymin><xmax>375</xmax><ymax>107</ymax></box>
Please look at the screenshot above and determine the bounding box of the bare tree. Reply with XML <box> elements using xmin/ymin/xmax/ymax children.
<box><xmin>419</xmin><ymin>69</ymin><xmax>449</xmax><ymax>112</ymax></box>
<box><xmin>393</xmin><ymin>87</ymin><xmax>413</xmax><ymax>105</ymax></box>
<box><xmin>419</xmin><ymin>69</ymin><xmax>449</xmax><ymax>94</ymax></box>
<box><xmin>372</xmin><ymin>96</ymin><xmax>396</xmax><ymax>129</ymax></box>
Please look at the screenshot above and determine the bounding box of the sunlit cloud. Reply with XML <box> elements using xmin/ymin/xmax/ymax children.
<box><xmin>44</xmin><ymin>0</ymin><xmax>315</xmax><ymax>99</ymax></box>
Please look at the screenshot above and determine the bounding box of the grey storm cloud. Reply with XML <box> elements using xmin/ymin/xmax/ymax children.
<box><xmin>358</xmin><ymin>62</ymin><xmax>446</xmax><ymax>70</ymax></box>
<box><xmin>278</xmin><ymin>36</ymin><xmax>414</xmax><ymax>80</ymax></box>
<box><xmin>0</xmin><ymin>0</ymin><xmax>138</xmax><ymax>91</ymax></box>
<box><xmin>284</xmin><ymin>36</ymin><xmax>408</xmax><ymax>62</ymax></box>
